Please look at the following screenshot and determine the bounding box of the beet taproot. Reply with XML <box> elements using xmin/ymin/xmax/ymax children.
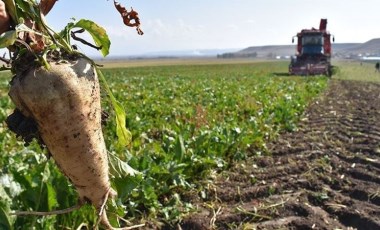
<box><xmin>8</xmin><ymin>57</ymin><xmax>118</xmax><ymax>229</ymax></box>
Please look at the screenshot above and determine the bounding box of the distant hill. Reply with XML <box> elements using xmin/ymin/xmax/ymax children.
<box><xmin>218</xmin><ymin>38</ymin><xmax>380</xmax><ymax>59</ymax></box>
<box><xmin>338</xmin><ymin>38</ymin><xmax>380</xmax><ymax>55</ymax></box>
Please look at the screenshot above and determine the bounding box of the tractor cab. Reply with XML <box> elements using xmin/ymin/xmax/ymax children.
<box><xmin>301</xmin><ymin>33</ymin><xmax>324</xmax><ymax>55</ymax></box>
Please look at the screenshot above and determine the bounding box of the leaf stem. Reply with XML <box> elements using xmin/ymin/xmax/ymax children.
<box><xmin>10</xmin><ymin>204</ymin><xmax>83</xmax><ymax>216</ymax></box>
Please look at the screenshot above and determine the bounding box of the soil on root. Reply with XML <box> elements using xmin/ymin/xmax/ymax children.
<box><xmin>178</xmin><ymin>80</ymin><xmax>380</xmax><ymax>230</ymax></box>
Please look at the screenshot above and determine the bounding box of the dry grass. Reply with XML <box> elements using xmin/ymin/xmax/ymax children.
<box><xmin>333</xmin><ymin>60</ymin><xmax>380</xmax><ymax>83</ymax></box>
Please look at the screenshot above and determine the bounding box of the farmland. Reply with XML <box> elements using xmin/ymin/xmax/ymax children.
<box><xmin>0</xmin><ymin>59</ymin><xmax>379</xmax><ymax>229</ymax></box>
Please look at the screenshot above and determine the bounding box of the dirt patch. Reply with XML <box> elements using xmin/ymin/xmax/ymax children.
<box><xmin>179</xmin><ymin>80</ymin><xmax>380</xmax><ymax>230</ymax></box>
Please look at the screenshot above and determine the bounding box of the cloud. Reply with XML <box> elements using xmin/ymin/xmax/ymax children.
<box><xmin>245</xmin><ymin>19</ymin><xmax>256</xmax><ymax>25</ymax></box>
<box><xmin>226</xmin><ymin>24</ymin><xmax>239</xmax><ymax>31</ymax></box>
<box><xmin>100</xmin><ymin>18</ymin><xmax>208</xmax><ymax>55</ymax></box>
<box><xmin>145</xmin><ymin>18</ymin><xmax>205</xmax><ymax>40</ymax></box>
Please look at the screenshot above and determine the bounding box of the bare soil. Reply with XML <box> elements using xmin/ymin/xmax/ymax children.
<box><xmin>179</xmin><ymin>79</ymin><xmax>380</xmax><ymax>230</ymax></box>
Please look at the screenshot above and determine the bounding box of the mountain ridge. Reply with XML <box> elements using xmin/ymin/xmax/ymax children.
<box><xmin>220</xmin><ymin>38</ymin><xmax>380</xmax><ymax>59</ymax></box>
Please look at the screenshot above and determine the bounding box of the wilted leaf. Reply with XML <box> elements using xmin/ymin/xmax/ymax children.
<box><xmin>39</xmin><ymin>0</ymin><xmax>58</xmax><ymax>15</ymax></box>
<box><xmin>114</xmin><ymin>0</ymin><xmax>127</xmax><ymax>16</ymax></box>
<box><xmin>113</xmin><ymin>0</ymin><xmax>143</xmax><ymax>35</ymax></box>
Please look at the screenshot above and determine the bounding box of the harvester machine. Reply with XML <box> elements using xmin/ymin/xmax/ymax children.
<box><xmin>289</xmin><ymin>19</ymin><xmax>334</xmax><ymax>76</ymax></box>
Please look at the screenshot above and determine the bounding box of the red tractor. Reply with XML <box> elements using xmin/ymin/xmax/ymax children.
<box><xmin>289</xmin><ymin>19</ymin><xmax>334</xmax><ymax>76</ymax></box>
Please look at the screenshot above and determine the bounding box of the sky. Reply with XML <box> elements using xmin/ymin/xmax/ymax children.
<box><xmin>42</xmin><ymin>0</ymin><xmax>380</xmax><ymax>57</ymax></box>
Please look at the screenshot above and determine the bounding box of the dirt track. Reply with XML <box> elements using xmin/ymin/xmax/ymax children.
<box><xmin>180</xmin><ymin>79</ymin><xmax>380</xmax><ymax>230</ymax></box>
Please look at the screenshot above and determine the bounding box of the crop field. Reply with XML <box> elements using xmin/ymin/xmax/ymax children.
<box><xmin>0</xmin><ymin>59</ymin><xmax>379</xmax><ymax>229</ymax></box>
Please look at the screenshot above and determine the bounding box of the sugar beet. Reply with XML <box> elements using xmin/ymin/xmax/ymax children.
<box><xmin>9</xmin><ymin>57</ymin><xmax>117</xmax><ymax>229</ymax></box>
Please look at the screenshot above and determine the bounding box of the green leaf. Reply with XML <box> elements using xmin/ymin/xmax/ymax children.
<box><xmin>0</xmin><ymin>186</ymin><xmax>15</xmax><ymax>230</ymax></box>
<box><xmin>0</xmin><ymin>30</ymin><xmax>17</xmax><ymax>48</ymax></box>
<box><xmin>15</xmin><ymin>0</ymin><xmax>36</xmax><ymax>17</ymax></box>
<box><xmin>0</xmin><ymin>207</ymin><xmax>14</xmax><ymax>230</ymax></box>
<box><xmin>108</xmin><ymin>152</ymin><xmax>141</xmax><ymax>178</ymax></box>
<box><xmin>59</xmin><ymin>21</ymin><xmax>73</xmax><ymax>44</ymax></box>
<box><xmin>96</xmin><ymin>68</ymin><xmax>132</xmax><ymax>147</ymax></box>
<box><xmin>59</xmin><ymin>19</ymin><xmax>110</xmax><ymax>56</ymax></box>
<box><xmin>0</xmin><ymin>185</ymin><xmax>11</xmax><ymax>204</ymax></box>
<box><xmin>174</xmin><ymin>135</ymin><xmax>186</xmax><ymax>162</ymax></box>
<box><xmin>113</xmin><ymin>99</ymin><xmax>132</xmax><ymax>148</ymax></box>
<box><xmin>73</xmin><ymin>19</ymin><xmax>110</xmax><ymax>57</ymax></box>
<box><xmin>46</xmin><ymin>183</ymin><xmax>58</xmax><ymax>211</ymax></box>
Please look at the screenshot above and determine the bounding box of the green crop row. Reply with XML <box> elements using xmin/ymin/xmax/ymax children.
<box><xmin>0</xmin><ymin>61</ymin><xmax>328</xmax><ymax>229</ymax></box>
